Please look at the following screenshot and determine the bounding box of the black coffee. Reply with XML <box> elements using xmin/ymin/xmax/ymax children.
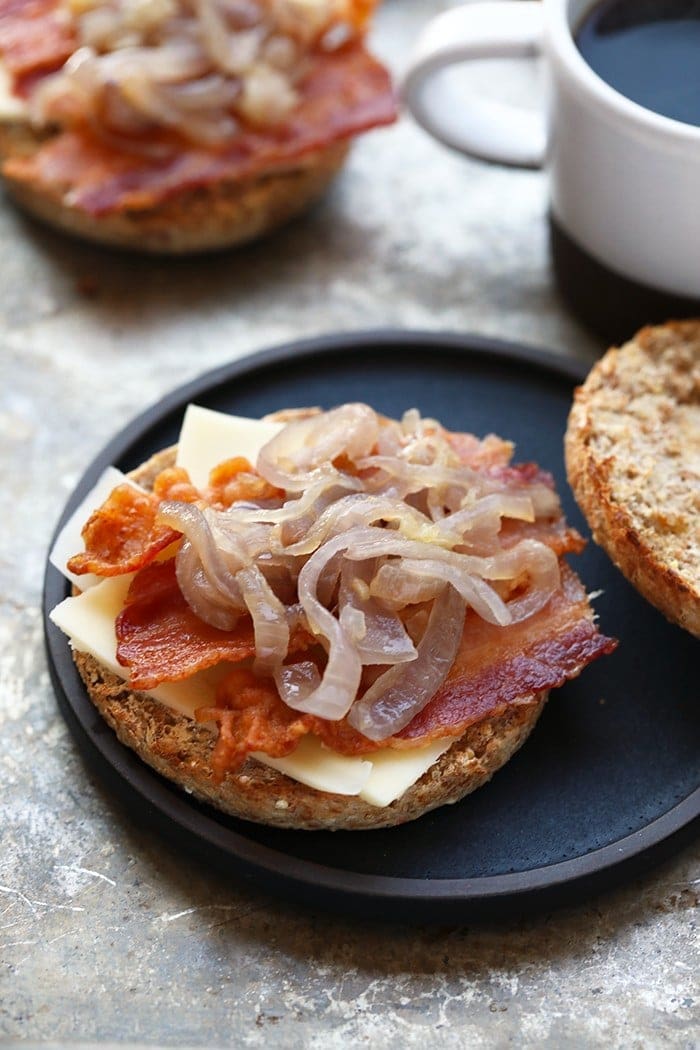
<box><xmin>576</xmin><ymin>0</ymin><xmax>700</xmax><ymax>127</ymax></box>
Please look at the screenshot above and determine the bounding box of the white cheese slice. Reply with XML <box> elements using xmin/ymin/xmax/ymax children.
<box><xmin>359</xmin><ymin>738</ymin><xmax>457</xmax><ymax>807</ymax></box>
<box><xmin>49</xmin><ymin>466</ymin><xmax>140</xmax><ymax>590</ymax></box>
<box><xmin>175</xmin><ymin>404</ymin><xmax>283</xmax><ymax>489</ymax></box>
<box><xmin>252</xmin><ymin>738</ymin><xmax>372</xmax><ymax>797</ymax></box>
<box><xmin>49</xmin><ymin>576</ymin><xmax>221</xmax><ymax>717</ymax></box>
<box><xmin>50</xmin><ymin>574</ymin><xmax>133</xmax><ymax>677</ymax></box>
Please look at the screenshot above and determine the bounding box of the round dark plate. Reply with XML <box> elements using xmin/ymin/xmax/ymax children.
<box><xmin>43</xmin><ymin>331</ymin><xmax>700</xmax><ymax>923</ymax></box>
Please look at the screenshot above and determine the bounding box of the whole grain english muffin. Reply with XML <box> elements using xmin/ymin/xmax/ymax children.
<box><xmin>0</xmin><ymin>0</ymin><xmax>395</xmax><ymax>252</ymax></box>
<box><xmin>565</xmin><ymin>321</ymin><xmax>700</xmax><ymax>638</ymax></box>
<box><xmin>51</xmin><ymin>405</ymin><xmax>615</xmax><ymax>830</ymax></box>
<box><xmin>74</xmin><ymin>647</ymin><xmax>548</xmax><ymax>831</ymax></box>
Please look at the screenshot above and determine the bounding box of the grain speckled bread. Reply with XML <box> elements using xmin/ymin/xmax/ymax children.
<box><xmin>74</xmin><ymin>648</ymin><xmax>547</xmax><ymax>830</ymax></box>
<box><xmin>69</xmin><ymin>448</ymin><xmax>549</xmax><ymax>831</ymax></box>
<box><xmin>565</xmin><ymin>321</ymin><xmax>700</xmax><ymax>639</ymax></box>
<box><xmin>0</xmin><ymin>114</ymin><xmax>349</xmax><ymax>254</ymax></box>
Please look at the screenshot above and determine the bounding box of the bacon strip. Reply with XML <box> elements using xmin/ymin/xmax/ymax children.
<box><xmin>3</xmin><ymin>44</ymin><xmax>397</xmax><ymax>215</ymax></box>
<box><xmin>116</xmin><ymin>559</ymin><xmax>313</xmax><ymax>690</ymax></box>
<box><xmin>397</xmin><ymin>564</ymin><xmax>616</xmax><ymax>742</ymax></box>
<box><xmin>116</xmin><ymin>559</ymin><xmax>257</xmax><ymax>690</ymax></box>
<box><xmin>67</xmin><ymin>484</ymin><xmax>182</xmax><ymax>578</ymax></box>
<box><xmin>67</xmin><ymin>470</ymin><xmax>201</xmax><ymax>577</ymax></box>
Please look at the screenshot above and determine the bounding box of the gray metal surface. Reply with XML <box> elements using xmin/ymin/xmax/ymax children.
<box><xmin>1</xmin><ymin>1</ymin><xmax>698</xmax><ymax>1045</ymax></box>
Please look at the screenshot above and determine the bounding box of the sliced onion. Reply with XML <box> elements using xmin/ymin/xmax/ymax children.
<box><xmin>439</xmin><ymin>492</ymin><xmax>535</xmax><ymax>537</ymax></box>
<box><xmin>278</xmin><ymin>493</ymin><xmax>442</xmax><ymax>557</ymax></box>
<box><xmin>338</xmin><ymin>560</ymin><xmax>417</xmax><ymax>665</ymax></box>
<box><xmin>275</xmin><ymin>660</ymin><xmax>321</xmax><ymax>706</ymax></box>
<box><xmin>369</xmin><ymin>563</ymin><xmax>444</xmax><ymax>609</ymax></box>
<box><xmin>138</xmin><ymin>403</ymin><xmax>572</xmax><ymax>741</ymax></box>
<box><xmin>194</xmin><ymin>0</ymin><xmax>263</xmax><ymax>74</ymax></box>
<box><xmin>229</xmin><ymin>475</ymin><xmax>362</xmax><ymax>528</ymax></box>
<box><xmin>98</xmin><ymin>42</ymin><xmax>209</xmax><ymax>83</ymax></box>
<box><xmin>286</xmin><ymin>532</ymin><xmax>364</xmax><ymax>719</ymax></box>
<box><xmin>359</xmin><ymin>455</ymin><xmax>485</xmax><ymax>500</ymax></box>
<box><xmin>175</xmin><ymin>537</ymin><xmax>242</xmax><ymax>630</ymax></box>
<box><xmin>158</xmin><ymin>502</ymin><xmax>245</xmax><ymax>606</ymax></box>
<box><xmin>348</xmin><ymin>585</ymin><xmax>466</xmax><ymax>741</ymax></box>
<box><xmin>385</xmin><ymin>558</ymin><xmax>511</xmax><ymax>626</ymax></box>
<box><xmin>161</xmin><ymin>74</ymin><xmax>241</xmax><ymax>110</ymax></box>
<box><xmin>256</xmin><ymin>403</ymin><xmax>380</xmax><ymax>492</ymax></box>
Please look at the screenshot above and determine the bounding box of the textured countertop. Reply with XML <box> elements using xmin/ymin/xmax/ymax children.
<box><xmin>1</xmin><ymin>1</ymin><xmax>698</xmax><ymax>1046</ymax></box>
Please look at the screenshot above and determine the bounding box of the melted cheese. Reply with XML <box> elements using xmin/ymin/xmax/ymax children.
<box><xmin>49</xmin><ymin>406</ymin><xmax>456</xmax><ymax>806</ymax></box>
<box><xmin>175</xmin><ymin>404</ymin><xmax>282</xmax><ymax>489</ymax></box>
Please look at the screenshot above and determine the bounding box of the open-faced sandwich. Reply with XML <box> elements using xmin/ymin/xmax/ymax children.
<box><xmin>49</xmin><ymin>403</ymin><xmax>616</xmax><ymax>830</ymax></box>
<box><xmin>0</xmin><ymin>0</ymin><xmax>396</xmax><ymax>251</ymax></box>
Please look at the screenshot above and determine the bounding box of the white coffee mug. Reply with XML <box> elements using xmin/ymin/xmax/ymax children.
<box><xmin>402</xmin><ymin>0</ymin><xmax>700</xmax><ymax>335</ymax></box>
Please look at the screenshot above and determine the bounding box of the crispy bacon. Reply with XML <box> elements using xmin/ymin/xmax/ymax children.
<box><xmin>205</xmin><ymin>457</ymin><xmax>283</xmax><ymax>509</ymax></box>
<box><xmin>152</xmin><ymin>467</ymin><xmax>200</xmax><ymax>504</ymax></box>
<box><xmin>197</xmin><ymin>667</ymin><xmax>314</xmax><ymax>779</ymax></box>
<box><xmin>397</xmin><ymin>564</ymin><xmax>616</xmax><ymax>742</ymax></box>
<box><xmin>116</xmin><ymin>558</ymin><xmax>313</xmax><ymax>690</ymax></box>
<box><xmin>198</xmin><ymin>663</ymin><xmax>386</xmax><ymax>777</ymax></box>
<box><xmin>67</xmin><ymin>484</ymin><xmax>182</xmax><ymax>578</ymax></box>
<box><xmin>3</xmin><ymin>44</ymin><xmax>396</xmax><ymax>215</ymax></box>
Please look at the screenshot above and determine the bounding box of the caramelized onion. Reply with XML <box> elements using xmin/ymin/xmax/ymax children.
<box><xmin>278</xmin><ymin>493</ymin><xmax>446</xmax><ymax>557</ymax></box>
<box><xmin>158</xmin><ymin>501</ymin><xmax>246</xmax><ymax>614</ymax></box>
<box><xmin>134</xmin><ymin>404</ymin><xmax>573</xmax><ymax>731</ymax></box>
<box><xmin>338</xmin><ymin>561</ymin><xmax>416</xmax><ymax>665</ymax></box>
<box><xmin>256</xmin><ymin>403</ymin><xmax>379</xmax><ymax>492</ymax></box>
<box><xmin>175</xmin><ymin>537</ymin><xmax>242</xmax><ymax>630</ymax></box>
<box><xmin>236</xmin><ymin>564</ymin><xmax>289</xmax><ymax>676</ymax></box>
<box><xmin>348</xmin><ymin>585</ymin><xmax>466</xmax><ymax>740</ymax></box>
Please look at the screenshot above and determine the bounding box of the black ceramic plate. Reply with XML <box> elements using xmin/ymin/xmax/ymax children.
<box><xmin>44</xmin><ymin>331</ymin><xmax>700</xmax><ymax>922</ymax></box>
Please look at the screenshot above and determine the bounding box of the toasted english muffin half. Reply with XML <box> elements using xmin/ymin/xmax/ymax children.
<box><xmin>565</xmin><ymin>320</ymin><xmax>700</xmax><ymax>639</ymax></box>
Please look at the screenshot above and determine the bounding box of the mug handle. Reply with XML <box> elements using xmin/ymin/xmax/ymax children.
<box><xmin>401</xmin><ymin>1</ymin><xmax>546</xmax><ymax>169</ymax></box>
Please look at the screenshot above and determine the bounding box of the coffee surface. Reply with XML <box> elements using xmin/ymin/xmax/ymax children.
<box><xmin>576</xmin><ymin>0</ymin><xmax>700</xmax><ymax>127</ymax></box>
